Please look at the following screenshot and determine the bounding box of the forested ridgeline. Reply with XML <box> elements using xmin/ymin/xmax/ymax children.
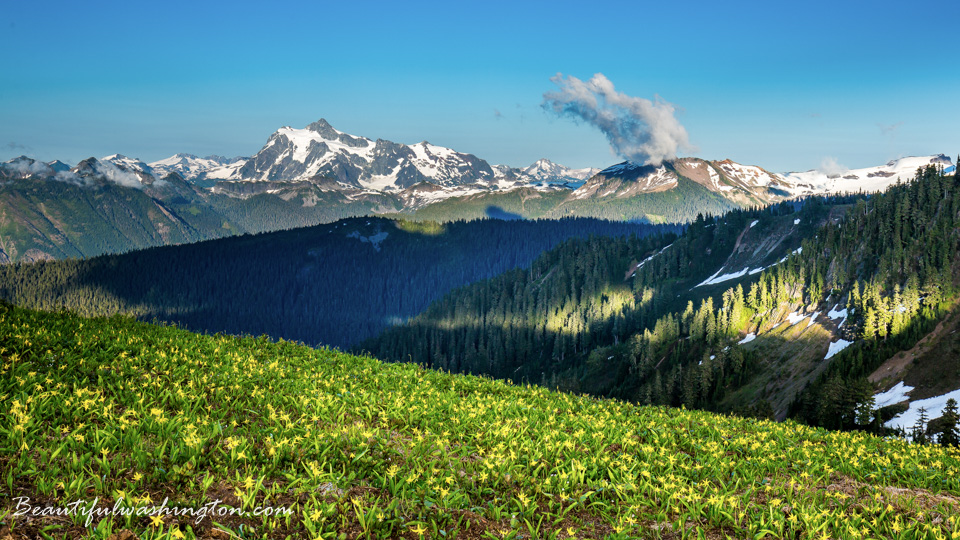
<box><xmin>409</xmin><ymin>176</ymin><xmax>742</xmax><ymax>224</ymax></box>
<box><xmin>0</xmin><ymin>174</ymin><xmax>408</xmax><ymax>263</ymax></box>
<box><xmin>0</xmin><ymin>216</ymin><xmax>673</xmax><ymax>348</ymax></box>
<box><xmin>0</xmin><ymin>178</ymin><xmax>237</xmax><ymax>262</ymax></box>
<box><xmin>363</xmin><ymin>165</ymin><xmax>960</xmax><ymax>430</ymax></box>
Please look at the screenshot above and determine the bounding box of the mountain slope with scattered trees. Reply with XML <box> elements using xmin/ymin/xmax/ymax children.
<box><xmin>364</xmin><ymin>164</ymin><xmax>960</xmax><ymax>437</ymax></box>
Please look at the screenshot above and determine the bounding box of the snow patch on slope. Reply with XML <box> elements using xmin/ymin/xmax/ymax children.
<box><xmin>696</xmin><ymin>268</ymin><xmax>750</xmax><ymax>288</ymax></box>
<box><xmin>884</xmin><ymin>386</ymin><xmax>960</xmax><ymax>434</ymax></box>
<box><xmin>825</xmin><ymin>339</ymin><xmax>853</xmax><ymax>359</ymax></box>
<box><xmin>874</xmin><ymin>381</ymin><xmax>915</xmax><ymax>409</ymax></box>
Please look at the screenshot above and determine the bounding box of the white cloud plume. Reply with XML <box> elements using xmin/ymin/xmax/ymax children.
<box><xmin>5</xmin><ymin>159</ymin><xmax>52</xmax><ymax>177</ymax></box>
<box><xmin>542</xmin><ymin>73</ymin><xmax>692</xmax><ymax>166</ymax></box>
<box><xmin>53</xmin><ymin>170</ymin><xmax>85</xmax><ymax>185</ymax></box>
<box><xmin>818</xmin><ymin>157</ymin><xmax>849</xmax><ymax>177</ymax></box>
<box><xmin>94</xmin><ymin>160</ymin><xmax>145</xmax><ymax>189</ymax></box>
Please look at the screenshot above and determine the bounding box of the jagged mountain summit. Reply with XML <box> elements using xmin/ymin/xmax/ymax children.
<box><xmin>144</xmin><ymin>120</ymin><xmax>607</xmax><ymax>191</ymax></box>
<box><xmin>0</xmin><ymin>154</ymin><xmax>193</xmax><ymax>191</ymax></box>
<box><xmin>18</xmin><ymin>119</ymin><xmax>946</xmax><ymax>208</ymax></box>
<box><xmin>197</xmin><ymin>119</ymin><xmax>500</xmax><ymax>189</ymax></box>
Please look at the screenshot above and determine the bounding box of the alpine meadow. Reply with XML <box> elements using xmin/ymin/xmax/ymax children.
<box><xmin>3</xmin><ymin>1</ymin><xmax>960</xmax><ymax>538</ymax></box>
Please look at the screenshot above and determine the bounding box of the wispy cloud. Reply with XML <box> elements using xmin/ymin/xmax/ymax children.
<box><xmin>878</xmin><ymin>122</ymin><xmax>903</xmax><ymax>136</ymax></box>
<box><xmin>6</xmin><ymin>142</ymin><xmax>30</xmax><ymax>152</ymax></box>
<box><xmin>542</xmin><ymin>73</ymin><xmax>692</xmax><ymax>166</ymax></box>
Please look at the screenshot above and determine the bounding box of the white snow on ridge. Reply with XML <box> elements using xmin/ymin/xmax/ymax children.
<box><xmin>737</xmin><ymin>333</ymin><xmax>756</xmax><ymax>345</ymax></box>
<box><xmin>707</xmin><ymin>165</ymin><xmax>735</xmax><ymax>191</ymax></box>
<box><xmin>696</xmin><ymin>267</ymin><xmax>749</xmax><ymax>287</ymax></box>
<box><xmin>874</xmin><ymin>381</ymin><xmax>915</xmax><ymax>409</ymax></box>
<box><xmin>359</xmin><ymin>171</ymin><xmax>401</xmax><ymax>192</ymax></box>
<box><xmin>750</xmin><ymin>220</ymin><xmax>759</xmax><ymax>228</ymax></box>
<box><xmin>276</xmin><ymin>125</ymin><xmax>375</xmax><ymax>165</ymax></box>
<box><xmin>884</xmin><ymin>386</ymin><xmax>960</xmax><ymax>434</ymax></box>
<box><xmin>628</xmin><ymin>242</ymin><xmax>674</xmax><ymax>278</ymax></box>
<box><xmin>827</xmin><ymin>305</ymin><xmax>847</xmax><ymax>328</ymax></box>
<box><xmin>204</xmin><ymin>161</ymin><xmax>246</xmax><ymax>180</ymax></box>
<box><xmin>806</xmin><ymin>311</ymin><xmax>820</xmax><ymax>328</ymax></box>
<box><xmin>100</xmin><ymin>154</ymin><xmax>154</xmax><ymax>177</ymax></box>
<box><xmin>824</xmin><ymin>339</ymin><xmax>853</xmax><ymax>359</ymax></box>
<box><xmin>409</xmin><ymin>141</ymin><xmax>468</xmax><ymax>181</ymax></box>
<box><xmin>149</xmin><ymin>154</ymin><xmax>245</xmax><ymax>179</ymax></box>
<box><xmin>717</xmin><ymin>161</ymin><xmax>778</xmax><ymax>187</ymax></box>
<box><xmin>783</xmin><ymin>155</ymin><xmax>953</xmax><ymax>195</ymax></box>
<box><xmin>600</xmin><ymin>162</ymin><xmax>631</xmax><ymax>174</ymax></box>
<box><xmin>786</xmin><ymin>312</ymin><xmax>807</xmax><ymax>326</ymax></box>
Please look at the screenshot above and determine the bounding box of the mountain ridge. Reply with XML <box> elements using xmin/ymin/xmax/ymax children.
<box><xmin>0</xmin><ymin>120</ymin><xmax>954</xmax><ymax>263</ymax></box>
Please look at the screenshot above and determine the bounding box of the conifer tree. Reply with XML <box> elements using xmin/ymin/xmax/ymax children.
<box><xmin>913</xmin><ymin>407</ymin><xmax>929</xmax><ymax>444</ymax></box>
<box><xmin>940</xmin><ymin>399</ymin><xmax>960</xmax><ymax>447</ymax></box>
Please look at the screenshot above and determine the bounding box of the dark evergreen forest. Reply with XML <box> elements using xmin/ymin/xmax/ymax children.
<box><xmin>0</xmin><ymin>216</ymin><xmax>674</xmax><ymax>348</ymax></box>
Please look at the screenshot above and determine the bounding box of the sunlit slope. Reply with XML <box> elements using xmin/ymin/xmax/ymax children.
<box><xmin>366</xmin><ymin>164</ymin><xmax>960</xmax><ymax>431</ymax></box>
<box><xmin>2</xmin><ymin>303</ymin><xmax>960</xmax><ymax>539</ymax></box>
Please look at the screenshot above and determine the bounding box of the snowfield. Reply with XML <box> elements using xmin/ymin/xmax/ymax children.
<box><xmin>824</xmin><ymin>339</ymin><xmax>852</xmax><ymax>360</ymax></box>
<box><xmin>883</xmin><ymin>386</ymin><xmax>960</xmax><ymax>434</ymax></box>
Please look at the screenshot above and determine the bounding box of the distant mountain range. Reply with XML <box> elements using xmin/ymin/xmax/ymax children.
<box><xmin>0</xmin><ymin>118</ymin><xmax>954</xmax><ymax>262</ymax></box>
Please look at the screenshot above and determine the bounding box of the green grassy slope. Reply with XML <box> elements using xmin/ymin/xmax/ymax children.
<box><xmin>2</xmin><ymin>303</ymin><xmax>959</xmax><ymax>539</ymax></box>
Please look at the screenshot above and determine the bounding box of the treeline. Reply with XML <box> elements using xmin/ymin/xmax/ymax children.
<box><xmin>0</xmin><ymin>216</ymin><xmax>673</xmax><ymax>348</ymax></box>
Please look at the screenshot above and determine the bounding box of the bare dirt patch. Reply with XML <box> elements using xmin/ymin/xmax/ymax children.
<box><xmin>869</xmin><ymin>302</ymin><xmax>960</xmax><ymax>399</ymax></box>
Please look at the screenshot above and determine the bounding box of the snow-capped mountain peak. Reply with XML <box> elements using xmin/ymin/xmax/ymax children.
<box><xmin>101</xmin><ymin>154</ymin><xmax>155</xmax><ymax>177</ymax></box>
<box><xmin>203</xmin><ymin>119</ymin><xmax>499</xmax><ymax>189</ymax></box>
<box><xmin>48</xmin><ymin>160</ymin><xmax>72</xmax><ymax>172</ymax></box>
<box><xmin>520</xmin><ymin>158</ymin><xmax>599</xmax><ymax>187</ymax></box>
<box><xmin>149</xmin><ymin>153</ymin><xmax>245</xmax><ymax>180</ymax></box>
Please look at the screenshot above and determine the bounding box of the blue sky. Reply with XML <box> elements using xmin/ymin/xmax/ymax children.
<box><xmin>1</xmin><ymin>0</ymin><xmax>957</xmax><ymax>171</ymax></box>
